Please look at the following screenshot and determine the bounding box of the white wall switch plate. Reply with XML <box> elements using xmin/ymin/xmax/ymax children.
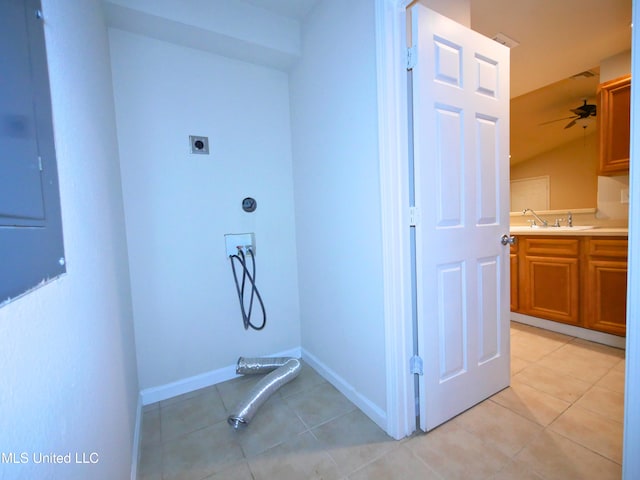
<box><xmin>621</xmin><ymin>188</ymin><xmax>630</xmax><ymax>204</ymax></box>
<box><xmin>225</xmin><ymin>233</ymin><xmax>255</xmax><ymax>257</ymax></box>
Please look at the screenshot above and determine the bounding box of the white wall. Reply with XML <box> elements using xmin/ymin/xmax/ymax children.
<box><xmin>0</xmin><ymin>1</ymin><xmax>139</xmax><ymax>479</ymax></box>
<box><xmin>600</xmin><ymin>49</ymin><xmax>632</xmax><ymax>83</ymax></box>
<box><xmin>290</xmin><ymin>0</ymin><xmax>388</xmax><ymax>424</ymax></box>
<box><xmin>109</xmin><ymin>29</ymin><xmax>301</xmax><ymax>391</ymax></box>
<box><xmin>103</xmin><ymin>0</ymin><xmax>302</xmax><ymax>71</ymax></box>
<box><xmin>598</xmin><ymin>175</ymin><xmax>630</xmax><ymax>221</ymax></box>
<box><xmin>419</xmin><ymin>0</ymin><xmax>471</xmax><ymax>27</ymax></box>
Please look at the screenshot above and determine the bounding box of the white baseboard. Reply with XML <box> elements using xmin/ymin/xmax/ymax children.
<box><xmin>511</xmin><ymin>313</ymin><xmax>626</xmax><ymax>349</ymax></box>
<box><xmin>140</xmin><ymin>346</ymin><xmax>302</xmax><ymax>405</ymax></box>
<box><xmin>301</xmin><ymin>348</ymin><xmax>387</xmax><ymax>432</ymax></box>
<box><xmin>130</xmin><ymin>393</ymin><xmax>143</xmax><ymax>480</ymax></box>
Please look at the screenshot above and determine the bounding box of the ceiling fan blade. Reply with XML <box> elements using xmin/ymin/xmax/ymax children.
<box><xmin>564</xmin><ymin>119</ymin><xmax>577</xmax><ymax>129</ymax></box>
<box><xmin>538</xmin><ymin>115</ymin><xmax>578</xmax><ymax>126</ymax></box>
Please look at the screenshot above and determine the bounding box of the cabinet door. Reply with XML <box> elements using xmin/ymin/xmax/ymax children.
<box><xmin>585</xmin><ymin>238</ymin><xmax>628</xmax><ymax>336</ymax></box>
<box><xmin>598</xmin><ymin>75</ymin><xmax>631</xmax><ymax>175</ymax></box>
<box><xmin>510</xmin><ymin>252</ymin><xmax>518</xmax><ymax>312</ymax></box>
<box><xmin>522</xmin><ymin>255</ymin><xmax>580</xmax><ymax>325</ymax></box>
<box><xmin>585</xmin><ymin>260</ymin><xmax>627</xmax><ymax>336</ymax></box>
<box><xmin>510</xmin><ymin>240</ymin><xmax>519</xmax><ymax>312</ymax></box>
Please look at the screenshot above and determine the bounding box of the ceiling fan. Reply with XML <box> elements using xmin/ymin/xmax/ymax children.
<box><xmin>540</xmin><ymin>99</ymin><xmax>597</xmax><ymax>129</ymax></box>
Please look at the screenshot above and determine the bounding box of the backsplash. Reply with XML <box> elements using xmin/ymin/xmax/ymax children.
<box><xmin>511</xmin><ymin>174</ymin><xmax>629</xmax><ymax>229</ymax></box>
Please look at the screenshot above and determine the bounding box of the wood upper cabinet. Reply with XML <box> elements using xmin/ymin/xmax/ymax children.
<box><xmin>584</xmin><ymin>238</ymin><xmax>628</xmax><ymax>336</ymax></box>
<box><xmin>519</xmin><ymin>237</ymin><xmax>581</xmax><ymax>326</ymax></box>
<box><xmin>598</xmin><ymin>74</ymin><xmax>631</xmax><ymax>175</ymax></box>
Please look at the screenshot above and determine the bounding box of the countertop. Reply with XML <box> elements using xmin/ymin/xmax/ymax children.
<box><xmin>510</xmin><ymin>226</ymin><xmax>628</xmax><ymax>237</ymax></box>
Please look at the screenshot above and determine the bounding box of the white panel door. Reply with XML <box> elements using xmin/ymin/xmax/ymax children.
<box><xmin>410</xmin><ymin>5</ymin><xmax>511</xmax><ymax>431</ymax></box>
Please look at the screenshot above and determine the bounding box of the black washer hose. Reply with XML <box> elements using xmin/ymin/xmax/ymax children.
<box><xmin>229</xmin><ymin>248</ymin><xmax>266</xmax><ymax>330</ymax></box>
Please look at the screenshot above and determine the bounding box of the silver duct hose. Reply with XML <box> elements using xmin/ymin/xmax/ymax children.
<box><xmin>236</xmin><ymin>356</ymin><xmax>295</xmax><ymax>375</ymax></box>
<box><xmin>228</xmin><ymin>356</ymin><xmax>301</xmax><ymax>429</ymax></box>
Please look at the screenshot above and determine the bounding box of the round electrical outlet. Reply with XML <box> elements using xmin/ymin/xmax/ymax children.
<box><xmin>242</xmin><ymin>197</ymin><xmax>257</xmax><ymax>212</ymax></box>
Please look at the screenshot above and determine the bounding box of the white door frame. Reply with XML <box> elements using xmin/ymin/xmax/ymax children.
<box><xmin>623</xmin><ymin>1</ymin><xmax>640</xmax><ymax>477</ymax></box>
<box><xmin>376</xmin><ymin>3</ymin><xmax>640</xmax><ymax>476</ymax></box>
<box><xmin>374</xmin><ymin>0</ymin><xmax>415</xmax><ymax>440</ymax></box>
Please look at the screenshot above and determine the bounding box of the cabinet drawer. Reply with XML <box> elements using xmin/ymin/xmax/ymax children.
<box><xmin>587</xmin><ymin>238</ymin><xmax>628</xmax><ymax>258</ymax></box>
<box><xmin>522</xmin><ymin>237</ymin><xmax>579</xmax><ymax>256</ymax></box>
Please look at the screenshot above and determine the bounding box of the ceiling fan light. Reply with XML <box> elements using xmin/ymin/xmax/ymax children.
<box><xmin>577</xmin><ymin>117</ymin><xmax>592</xmax><ymax>128</ymax></box>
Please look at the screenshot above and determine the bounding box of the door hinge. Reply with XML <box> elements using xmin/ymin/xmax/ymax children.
<box><xmin>410</xmin><ymin>355</ymin><xmax>424</xmax><ymax>375</ymax></box>
<box><xmin>409</xmin><ymin>206</ymin><xmax>420</xmax><ymax>227</ymax></box>
<box><xmin>406</xmin><ymin>46</ymin><xmax>417</xmax><ymax>70</ymax></box>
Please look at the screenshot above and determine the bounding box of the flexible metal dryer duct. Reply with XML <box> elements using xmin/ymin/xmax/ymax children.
<box><xmin>236</xmin><ymin>356</ymin><xmax>295</xmax><ymax>375</ymax></box>
<box><xmin>228</xmin><ymin>356</ymin><xmax>301</xmax><ymax>429</ymax></box>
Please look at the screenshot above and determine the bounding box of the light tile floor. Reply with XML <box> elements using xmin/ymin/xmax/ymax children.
<box><xmin>138</xmin><ymin>322</ymin><xmax>625</xmax><ymax>480</ymax></box>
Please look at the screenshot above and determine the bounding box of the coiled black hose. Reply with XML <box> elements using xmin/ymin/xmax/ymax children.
<box><xmin>229</xmin><ymin>247</ymin><xmax>266</xmax><ymax>330</ymax></box>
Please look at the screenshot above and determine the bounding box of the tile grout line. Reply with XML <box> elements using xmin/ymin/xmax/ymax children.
<box><xmin>546</xmin><ymin>422</ymin><xmax>623</xmax><ymax>467</ymax></box>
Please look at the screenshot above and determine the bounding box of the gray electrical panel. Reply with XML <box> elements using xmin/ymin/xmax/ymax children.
<box><xmin>0</xmin><ymin>0</ymin><xmax>66</xmax><ymax>304</ymax></box>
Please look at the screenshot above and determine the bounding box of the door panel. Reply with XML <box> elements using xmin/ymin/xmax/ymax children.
<box><xmin>411</xmin><ymin>5</ymin><xmax>510</xmax><ymax>431</ymax></box>
<box><xmin>476</xmin><ymin>116</ymin><xmax>499</xmax><ymax>224</ymax></box>
<box><xmin>437</xmin><ymin>262</ymin><xmax>465</xmax><ymax>381</ymax></box>
<box><xmin>478</xmin><ymin>256</ymin><xmax>499</xmax><ymax>364</ymax></box>
<box><xmin>434</xmin><ymin>106</ymin><xmax>463</xmax><ymax>226</ymax></box>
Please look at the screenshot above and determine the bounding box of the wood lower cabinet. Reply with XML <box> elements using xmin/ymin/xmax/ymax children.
<box><xmin>519</xmin><ymin>237</ymin><xmax>580</xmax><ymax>326</ymax></box>
<box><xmin>512</xmin><ymin>235</ymin><xmax>628</xmax><ymax>336</ymax></box>
<box><xmin>584</xmin><ymin>238</ymin><xmax>628</xmax><ymax>336</ymax></box>
<box><xmin>510</xmin><ymin>242</ymin><xmax>518</xmax><ymax>312</ymax></box>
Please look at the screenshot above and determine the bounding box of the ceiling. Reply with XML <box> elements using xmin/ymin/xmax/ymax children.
<box><xmin>239</xmin><ymin>0</ymin><xmax>317</xmax><ymax>20</ymax></box>
<box><xmin>469</xmin><ymin>0</ymin><xmax>632</xmax><ymax>164</ymax></box>
<box><xmin>240</xmin><ymin>0</ymin><xmax>632</xmax><ymax>164</ymax></box>
<box><xmin>509</xmin><ymin>69</ymin><xmax>602</xmax><ymax>165</ymax></box>
<box><xmin>471</xmin><ymin>0</ymin><xmax>631</xmax><ymax>97</ymax></box>
<box><xmin>238</xmin><ymin>0</ymin><xmax>631</xmax><ymax>94</ymax></box>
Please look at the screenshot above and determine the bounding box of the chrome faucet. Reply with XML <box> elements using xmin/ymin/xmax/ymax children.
<box><xmin>567</xmin><ymin>211</ymin><xmax>573</xmax><ymax>227</ymax></box>
<box><xmin>522</xmin><ymin>208</ymin><xmax>548</xmax><ymax>227</ymax></box>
